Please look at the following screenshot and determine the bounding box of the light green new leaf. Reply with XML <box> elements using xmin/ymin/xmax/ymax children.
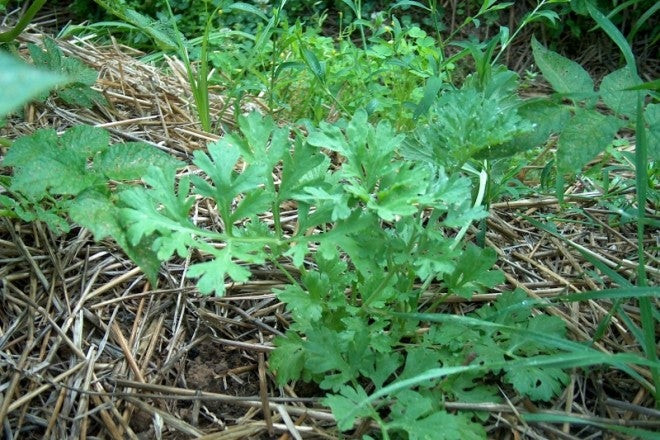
<box><xmin>599</xmin><ymin>66</ymin><xmax>642</xmax><ymax>119</ymax></box>
<box><xmin>279</xmin><ymin>138</ymin><xmax>329</xmax><ymax>200</ymax></box>
<box><xmin>69</xmin><ymin>189</ymin><xmax>121</xmax><ymax>241</ymax></box>
<box><xmin>95</xmin><ymin>142</ymin><xmax>183</xmax><ymax>180</ymax></box>
<box><xmin>0</xmin><ymin>52</ymin><xmax>68</xmax><ymax>117</ymax></box>
<box><xmin>531</xmin><ymin>37</ymin><xmax>594</xmax><ymax>98</ymax></box>
<box><xmin>187</xmin><ymin>249</ymin><xmax>251</xmax><ymax>296</ymax></box>
<box><xmin>270</xmin><ymin>333</ymin><xmax>306</xmax><ymax>384</ymax></box>
<box><xmin>4</xmin><ymin>129</ymin><xmax>105</xmax><ymax>198</ymax></box>
<box><xmin>70</xmin><ymin>188</ymin><xmax>161</xmax><ymax>285</ymax></box>
<box><xmin>556</xmin><ymin>109</ymin><xmax>622</xmax><ymax>175</ymax></box>
<box><xmin>192</xmin><ymin>140</ymin><xmax>268</xmax><ymax>220</ymax></box>
<box><xmin>61</xmin><ymin>125</ymin><xmax>110</xmax><ymax>157</ymax></box>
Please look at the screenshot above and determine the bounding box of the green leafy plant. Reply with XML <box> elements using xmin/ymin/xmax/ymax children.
<box><xmin>72</xmin><ymin>109</ymin><xmax>644</xmax><ymax>437</ymax></box>
<box><xmin>1</xmin><ymin>125</ymin><xmax>182</xmax><ymax>279</ymax></box>
<box><xmin>27</xmin><ymin>38</ymin><xmax>108</xmax><ymax>108</ymax></box>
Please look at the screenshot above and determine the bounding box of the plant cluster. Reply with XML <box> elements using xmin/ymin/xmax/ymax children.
<box><xmin>1</xmin><ymin>0</ymin><xmax>658</xmax><ymax>438</ymax></box>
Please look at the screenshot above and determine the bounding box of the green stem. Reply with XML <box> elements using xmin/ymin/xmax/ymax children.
<box><xmin>0</xmin><ymin>0</ymin><xmax>47</xmax><ymax>43</ymax></box>
<box><xmin>268</xmin><ymin>1</ymin><xmax>286</xmax><ymax>114</ymax></box>
<box><xmin>492</xmin><ymin>0</ymin><xmax>548</xmax><ymax>65</ymax></box>
<box><xmin>355</xmin><ymin>0</ymin><xmax>367</xmax><ymax>51</ymax></box>
<box><xmin>0</xmin><ymin>137</ymin><xmax>12</xmax><ymax>148</ymax></box>
<box><xmin>635</xmin><ymin>93</ymin><xmax>658</xmax><ymax>406</ymax></box>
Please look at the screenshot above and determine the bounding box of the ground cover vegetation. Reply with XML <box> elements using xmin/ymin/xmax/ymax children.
<box><xmin>0</xmin><ymin>0</ymin><xmax>658</xmax><ymax>438</ymax></box>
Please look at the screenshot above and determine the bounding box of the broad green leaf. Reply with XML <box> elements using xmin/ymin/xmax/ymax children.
<box><xmin>4</xmin><ymin>129</ymin><xmax>105</xmax><ymax>198</ymax></box>
<box><xmin>95</xmin><ymin>142</ymin><xmax>183</xmax><ymax>180</ymax></box>
<box><xmin>531</xmin><ymin>36</ymin><xmax>594</xmax><ymax>98</ymax></box>
<box><xmin>556</xmin><ymin>109</ymin><xmax>622</xmax><ymax>175</ymax></box>
<box><xmin>61</xmin><ymin>125</ymin><xmax>110</xmax><ymax>157</ymax></box>
<box><xmin>599</xmin><ymin>66</ymin><xmax>642</xmax><ymax>119</ymax></box>
<box><xmin>69</xmin><ymin>189</ymin><xmax>121</xmax><ymax>241</ymax></box>
<box><xmin>0</xmin><ymin>52</ymin><xmax>67</xmax><ymax>117</ymax></box>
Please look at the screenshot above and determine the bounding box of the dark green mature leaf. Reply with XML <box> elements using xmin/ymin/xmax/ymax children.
<box><xmin>531</xmin><ymin>37</ymin><xmax>594</xmax><ymax>99</ymax></box>
<box><xmin>0</xmin><ymin>52</ymin><xmax>67</xmax><ymax>117</ymax></box>
<box><xmin>478</xmin><ymin>100</ymin><xmax>571</xmax><ymax>159</ymax></box>
<box><xmin>389</xmin><ymin>390</ymin><xmax>486</xmax><ymax>439</ymax></box>
<box><xmin>505</xmin><ymin>365</ymin><xmax>569</xmax><ymax>401</ymax></box>
<box><xmin>405</xmin><ymin>78</ymin><xmax>533</xmax><ymax>168</ymax></box>
<box><xmin>556</xmin><ymin>109</ymin><xmax>623</xmax><ymax>175</ymax></box>
<box><xmin>324</xmin><ymin>385</ymin><xmax>374</xmax><ymax>431</ymax></box>
<box><xmin>600</xmin><ymin>66</ymin><xmax>642</xmax><ymax>119</ymax></box>
<box><xmin>444</xmin><ymin>245</ymin><xmax>504</xmax><ymax>298</ymax></box>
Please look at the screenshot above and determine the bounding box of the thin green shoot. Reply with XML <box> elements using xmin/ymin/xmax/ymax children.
<box><xmin>162</xmin><ymin>0</ymin><xmax>215</xmax><ymax>132</ymax></box>
<box><xmin>453</xmin><ymin>161</ymin><xmax>488</xmax><ymax>249</ymax></box>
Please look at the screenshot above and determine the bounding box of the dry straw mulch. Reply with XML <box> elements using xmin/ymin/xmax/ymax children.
<box><xmin>1</xmin><ymin>29</ymin><xmax>658</xmax><ymax>440</ymax></box>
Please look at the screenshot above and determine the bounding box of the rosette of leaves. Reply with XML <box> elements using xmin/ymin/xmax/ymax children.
<box><xmin>404</xmin><ymin>68</ymin><xmax>535</xmax><ymax>170</ymax></box>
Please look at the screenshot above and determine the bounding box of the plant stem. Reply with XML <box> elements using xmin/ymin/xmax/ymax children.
<box><xmin>0</xmin><ymin>0</ymin><xmax>47</xmax><ymax>43</ymax></box>
<box><xmin>492</xmin><ymin>0</ymin><xmax>548</xmax><ymax>65</ymax></box>
<box><xmin>0</xmin><ymin>137</ymin><xmax>11</xmax><ymax>148</ymax></box>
